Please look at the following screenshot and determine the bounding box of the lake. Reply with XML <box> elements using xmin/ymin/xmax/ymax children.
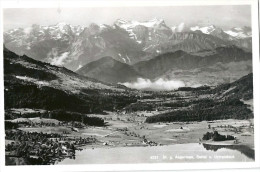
<box><xmin>57</xmin><ymin>143</ymin><xmax>254</xmax><ymax>164</ymax></box>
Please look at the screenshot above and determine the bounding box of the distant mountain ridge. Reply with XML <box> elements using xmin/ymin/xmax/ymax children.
<box><xmin>74</xmin><ymin>46</ymin><xmax>252</xmax><ymax>87</ymax></box>
<box><xmin>4</xmin><ymin>19</ymin><xmax>252</xmax><ymax>71</ymax></box>
<box><xmin>133</xmin><ymin>46</ymin><xmax>252</xmax><ymax>79</ymax></box>
<box><xmin>76</xmin><ymin>56</ymin><xmax>142</xmax><ymax>83</ymax></box>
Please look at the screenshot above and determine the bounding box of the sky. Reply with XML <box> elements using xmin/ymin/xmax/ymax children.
<box><xmin>3</xmin><ymin>5</ymin><xmax>251</xmax><ymax>31</ymax></box>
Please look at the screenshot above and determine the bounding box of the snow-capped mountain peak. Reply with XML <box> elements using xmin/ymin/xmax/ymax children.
<box><xmin>5</xmin><ymin>22</ymin><xmax>84</xmax><ymax>38</ymax></box>
<box><xmin>224</xmin><ymin>26</ymin><xmax>252</xmax><ymax>39</ymax></box>
<box><xmin>114</xmin><ymin>19</ymin><xmax>128</xmax><ymax>25</ymax></box>
<box><xmin>4</xmin><ymin>19</ymin><xmax>252</xmax><ymax>72</ymax></box>
<box><xmin>48</xmin><ymin>22</ymin><xmax>70</xmax><ymax>29</ymax></box>
<box><xmin>114</xmin><ymin>18</ymin><xmax>167</xmax><ymax>28</ymax></box>
<box><xmin>113</xmin><ymin>18</ymin><xmax>172</xmax><ymax>46</ymax></box>
<box><xmin>173</xmin><ymin>22</ymin><xmax>186</xmax><ymax>32</ymax></box>
<box><xmin>55</xmin><ymin>22</ymin><xmax>68</xmax><ymax>26</ymax></box>
<box><xmin>99</xmin><ymin>24</ymin><xmax>110</xmax><ymax>31</ymax></box>
<box><xmin>190</xmin><ymin>25</ymin><xmax>216</xmax><ymax>34</ymax></box>
<box><xmin>232</xmin><ymin>27</ymin><xmax>243</xmax><ymax>32</ymax></box>
<box><xmin>146</xmin><ymin>18</ymin><xmax>166</xmax><ymax>26</ymax></box>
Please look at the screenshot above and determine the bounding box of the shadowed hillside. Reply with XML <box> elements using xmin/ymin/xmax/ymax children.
<box><xmin>76</xmin><ymin>56</ymin><xmax>142</xmax><ymax>83</ymax></box>
<box><xmin>4</xmin><ymin>48</ymin><xmax>138</xmax><ymax>114</ymax></box>
<box><xmin>145</xmin><ymin>73</ymin><xmax>253</xmax><ymax>123</ymax></box>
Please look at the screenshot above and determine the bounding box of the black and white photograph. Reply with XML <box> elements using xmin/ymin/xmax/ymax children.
<box><xmin>0</xmin><ymin>0</ymin><xmax>260</xmax><ymax>171</ymax></box>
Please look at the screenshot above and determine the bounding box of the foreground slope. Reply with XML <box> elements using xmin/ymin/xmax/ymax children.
<box><xmin>4</xmin><ymin>48</ymin><xmax>137</xmax><ymax>113</ymax></box>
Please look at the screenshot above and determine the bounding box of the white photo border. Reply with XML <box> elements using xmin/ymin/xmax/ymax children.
<box><xmin>0</xmin><ymin>0</ymin><xmax>259</xmax><ymax>171</ymax></box>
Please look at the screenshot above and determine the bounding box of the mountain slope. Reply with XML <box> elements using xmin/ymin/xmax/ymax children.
<box><xmin>134</xmin><ymin>46</ymin><xmax>251</xmax><ymax>79</ymax></box>
<box><xmin>158</xmin><ymin>32</ymin><xmax>232</xmax><ymax>53</ymax></box>
<box><xmin>4</xmin><ymin>48</ymin><xmax>137</xmax><ymax>113</ymax></box>
<box><xmin>224</xmin><ymin>27</ymin><xmax>252</xmax><ymax>39</ymax></box>
<box><xmin>206</xmin><ymin>73</ymin><xmax>253</xmax><ymax>100</ymax></box>
<box><xmin>145</xmin><ymin>73</ymin><xmax>253</xmax><ymax>123</ymax></box>
<box><xmin>76</xmin><ymin>56</ymin><xmax>142</xmax><ymax>83</ymax></box>
<box><xmin>188</xmin><ymin>24</ymin><xmax>252</xmax><ymax>50</ymax></box>
<box><xmin>73</xmin><ymin>45</ymin><xmax>251</xmax><ymax>87</ymax></box>
<box><xmin>134</xmin><ymin>50</ymin><xmax>187</xmax><ymax>78</ymax></box>
<box><xmin>162</xmin><ymin>60</ymin><xmax>252</xmax><ymax>87</ymax></box>
<box><xmin>4</xmin><ymin>23</ymin><xmax>83</xmax><ymax>63</ymax></box>
<box><xmin>68</xmin><ymin>25</ymin><xmax>146</xmax><ymax>70</ymax></box>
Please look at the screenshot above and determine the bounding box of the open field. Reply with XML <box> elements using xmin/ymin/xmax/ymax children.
<box><xmin>101</xmin><ymin>113</ymin><xmax>254</xmax><ymax>148</ymax></box>
<box><xmin>16</xmin><ymin>113</ymin><xmax>254</xmax><ymax>149</ymax></box>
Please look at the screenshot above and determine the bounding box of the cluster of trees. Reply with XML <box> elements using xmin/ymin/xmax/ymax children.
<box><xmin>5</xmin><ymin>121</ymin><xmax>19</xmax><ymax>130</ymax></box>
<box><xmin>163</xmin><ymin>101</ymin><xmax>191</xmax><ymax>108</ymax></box>
<box><xmin>13</xmin><ymin>110</ymin><xmax>105</xmax><ymax>126</ymax></box>
<box><xmin>80</xmin><ymin>88</ymin><xmax>138</xmax><ymax>112</ymax></box>
<box><xmin>46</xmin><ymin>110</ymin><xmax>104</xmax><ymax>126</ymax></box>
<box><xmin>122</xmin><ymin>96</ymin><xmax>205</xmax><ymax>112</ymax></box>
<box><xmin>4</xmin><ymin>57</ymin><xmax>57</xmax><ymax>81</ymax></box>
<box><xmin>162</xmin><ymin>98</ymin><xmax>213</xmax><ymax>108</ymax></box>
<box><xmin>145</xmin><ymin>98</ymin><xmax>253</xmax><ymax>123</ymax></box>
<box><xmin>177</xmin><ymin>86</ymin><xmax>211</xmax><ymax>91</ymax></box>
<box><xmin>123</xmin><ymin>102</ymin><xmax>155</xmax><ymax>112</ymax></box>
<box><xmin>202</xmin><ymin>131</ymin><xmax>235</xmax><ymax>141</ymax></box>
<box><xmin>4</xmin><ymin>83</ymin><xmax>93</xmax><ymax>113</ymax></box>
<box><xmin>5</xmin><ymin>79</ymin><xmax>139</xmax><ymax>115</ymax></box>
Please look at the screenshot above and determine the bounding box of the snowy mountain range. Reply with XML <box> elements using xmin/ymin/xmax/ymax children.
<box><xmin>4</xmin><ymin>18</ymin><xmax>252</xmax><ymax>72</ymax></box>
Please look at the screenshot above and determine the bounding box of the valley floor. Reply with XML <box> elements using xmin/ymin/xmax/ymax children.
<box><xmin>79</xmin><ymin>112</ymin><xmax>255</xmax><ymax>149</ymax></box>
<box><xmin>5</xmin><ymin>109</ymin><xmax>254</xmax><ymax>165</ymax></box>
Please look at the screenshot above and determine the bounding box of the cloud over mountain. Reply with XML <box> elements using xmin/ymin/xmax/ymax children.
<box><xmin>121</xmin><ymin>78</ymin><xmax>185</xmax><ymax>91</ymax></box>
